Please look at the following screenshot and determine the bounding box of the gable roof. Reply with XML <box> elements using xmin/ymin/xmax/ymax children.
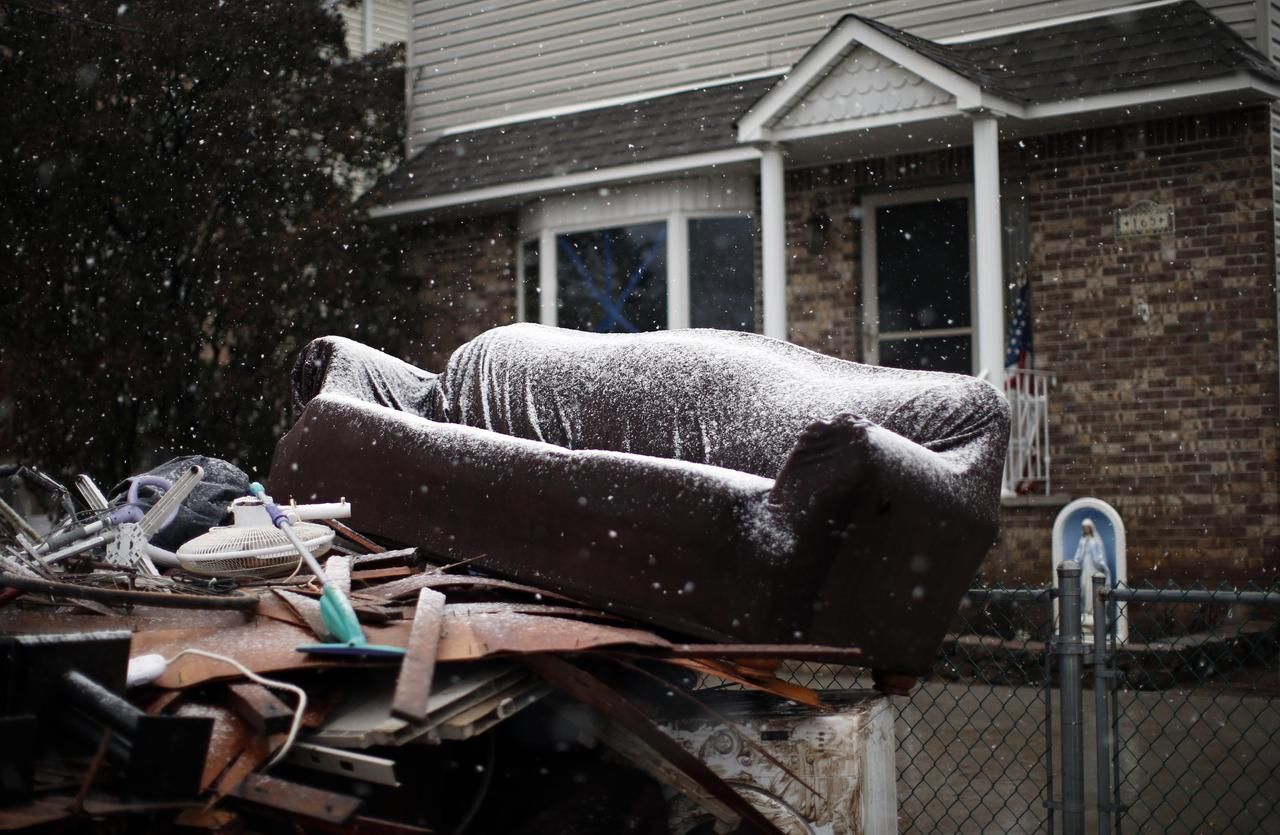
<box><xmin>891</xmin><ymin>1</ymin><xmax>1280</xmax><ymax>104</ymax></box>
<box><xmin>370</xmin><ymin>1</ymin><xmax>1280</xmax><ymax>219</ymax></box>
<box><xmin>367</xmin><ymin>77</ymin><xmax>774</xmax><ymax>215</ymax></box>
<box><xmin>739</xmin><ymin>0</ymin><xmax>1280</xmax><ymax>137</ymax></box>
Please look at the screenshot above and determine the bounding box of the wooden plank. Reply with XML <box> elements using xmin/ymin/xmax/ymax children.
<box><xmin>273</xmin><ymin>588</ymin><xmax>329</xmax><ymax>641</ymax></box>
<box><xmin>226</xmin><ymin>683</ymin><xmax>295</xmax><ymax>734</ymax></box>
<box><xmin>390</xmin><ymin>588</ymin><xmax>447</xmax><ymax>722</ymax></box>
<box><xmin>350</xmin><ymin>566</ymin><xmax>415</xmax><ymax>584</ymax></box>
<box><xmin>324</xmin><ymin>555</ymin><xmax>351</xmax><ymax>598</ymax></box>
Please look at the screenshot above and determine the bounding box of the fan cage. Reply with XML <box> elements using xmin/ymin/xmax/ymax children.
<box><xmin>176</xmin><ymin>521</ymin><xmax>334</xmax><ymax>578</ymax></box>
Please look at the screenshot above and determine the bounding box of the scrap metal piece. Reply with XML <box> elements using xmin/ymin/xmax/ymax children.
<box><xmin>0</xmin><ymin>494</ymin><xmax>40</xmax><ymax>542</ymax></box>
<box><xmin>309</xmin><ymin>663</ymin><xmax>528</xmax><ymax>748</ymax></box>
<box><xmin>283</xmin><ymin>743</ymin><xmax>400</xmax><ymax>787</ymax></box>
<box><xmin>0</xmin><ymin>572</ymin><xmax>259</xmax><ymax>611</ymax></box>
<box><xmin>75</xmin><ymin>475</ymin><xmax>111</xmax><ymax>512</ymax></box>
<box><xmin>521</xmin><ymin>654</ymin><xmax>788</xmax><ymax>835</ymax></box>
<box><xmin>391</xmin><ymin>587</ymin><xmax>446</xmax><ymax>722</ymax></box>
<box><xmin>435</xmin><ymin>679</ymin><xmax>552</xmax><ymax>741</ymax></box>
<box><xmin>3</xmin><ymin>631</ymin><xmax>212</xmax><ymax>799</ymax></box>
<box><xmin>231</xmin><ymin>773</ymin><xmax>362</xmax><ymax>825</ymax></box>
<box><xmin>137</xmin><ymin>464</ymin><xmax>203</xmax><ymax>539</ymax></box>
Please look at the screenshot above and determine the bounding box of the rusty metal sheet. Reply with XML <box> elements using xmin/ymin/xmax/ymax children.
<box><xmin>444</xmin><ymin>600</ymin><xmax>625</xmax><ymax>621</ymax></box>
<box><xmin>231</xmin><ymin>773</ymin><xmax>362</xmax><ymax>825</ymax></box>
<box><xmin>390</xmin><ymin>587</ymin><xmax>446</xmax><ymax>722</ymax></box>
<box><xmin>437</xmin><ymin>609</ymin><xmax>670</xmax><ymax>659</ymax></box>
<box><xmin>132</xmin><ymin>619</ymin><xmax>382</xmax><ymax>689</ymax></box>
<box><xmin>365</xmin><ymin>571</ymin><xmax>583</xmax><ymax>605</ymax></box>
<box><xmin>658</xmin><ymin>658</ymin><xmax>825</xmax><ymax>710</ymax></box>
<box><xmin>272</xmin><ymin>587</ymin><xmax>329</xmax><ymax>639</ymax></box>
<box><xmin>172</xmin><ymin>702</ymin><xmax>252</xmax><ymax>792</ymax></box>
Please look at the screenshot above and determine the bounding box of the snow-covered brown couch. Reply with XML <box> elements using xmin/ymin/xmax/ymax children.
<box><xmin>269</xmin><ymin>324</ymin><xmax>1010</xmax><ymax>676</ymax></box>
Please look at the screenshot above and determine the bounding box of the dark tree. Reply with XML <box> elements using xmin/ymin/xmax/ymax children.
<box><xmin>0</xmin><ymin>0</ymin><xmax>407</xmax><ymax>483</ymax></box>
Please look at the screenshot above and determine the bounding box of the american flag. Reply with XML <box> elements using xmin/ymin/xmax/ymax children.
<box><xmin>1005</xmin><ymin>280</ymin><xmax>1032</xmax><ymax>370</ymax></box>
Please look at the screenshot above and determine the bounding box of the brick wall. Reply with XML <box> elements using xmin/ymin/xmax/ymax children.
<box><xmin>400</xmin><ymin>212</ymin><xmax>518</xmax><ymax>369</ymax></box>
<box><xmin>779</xmin><ymin>109</ymin><xmax>1278</xmax><ymax>584</ymax></box>
<box><xmin>781</xmin><ymin>150</ymin><xmax>973</xmax><ymax>361</ymax></box>
<box><xmin>997</xmin><ymin>108</ymin><xmax>1279</xmax><ymax>584</ymax></box>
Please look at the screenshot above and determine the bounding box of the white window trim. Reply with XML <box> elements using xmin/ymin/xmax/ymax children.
<box><xmin>860</xmin><ymin>183</ymin><xmax>979</xmax><ymax>374</ymax></box>
<box><xmin>517</xmin><ymin>179</ymin><xmax>754</xmax><ymax>331</ymax></box>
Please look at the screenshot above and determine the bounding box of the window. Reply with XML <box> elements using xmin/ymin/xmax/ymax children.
<box><xmin>517</xmin><ymin>178</ymin><xmax>755</xmax><ymax>333</ymax></box>
<box><xmin>861</xmin><ymin>186</ymin><xmax>976</xmax><ymax>374</ymax></box>
<box><xmin>689</xmin><ymin>217</ymin><xmax>755</xmax><ymax>330</ymax></box>
<box><xmin>556</xmin><ymin>223</ymin><xmax>667</xmax><ymax>333</ymax></box>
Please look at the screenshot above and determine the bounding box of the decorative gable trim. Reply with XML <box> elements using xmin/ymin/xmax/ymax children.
<box><xmin>736</xmin><ymin>17</ymin><xmax>1022</xmax><ymax>143</ymax></box>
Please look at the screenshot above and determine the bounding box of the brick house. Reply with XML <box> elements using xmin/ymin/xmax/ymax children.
<box><xmin>365</xmin><ymin>0</ymin><xmax>1280</xmax><ymax>585</ymax></box>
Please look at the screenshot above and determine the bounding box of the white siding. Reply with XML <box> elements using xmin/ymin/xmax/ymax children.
<box><xmin>340</xmin><ymin>0</ymin><xmax>409</xmax><ymax>57</ymax></box>
<box><xmin>409</xmin><ymin>0</ymin><xmax>1261</xmax><ymax>150</ymax></box>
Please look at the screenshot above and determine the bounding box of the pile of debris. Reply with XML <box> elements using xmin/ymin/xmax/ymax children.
<box><xmin>0</xmin><ymin>460</ymin><xmax>872</xmax><ymax>834</ymax></box>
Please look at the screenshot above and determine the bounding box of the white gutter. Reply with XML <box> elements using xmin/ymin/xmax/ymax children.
<box><xmin>1022</xmin><ymin>72</ymin><xmax>1280</xmax><ymax>120</ymax></box>
<box><xmin>367</xmin><ymin>147</ymin><xmax>764</xmax><ymax>220</ymax></box>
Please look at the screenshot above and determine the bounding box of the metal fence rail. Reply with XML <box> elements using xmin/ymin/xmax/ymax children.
<box><xmin>778</xmin><ymin>574</ymin><xmax>1279</xmax><ymax>834</ymax></box>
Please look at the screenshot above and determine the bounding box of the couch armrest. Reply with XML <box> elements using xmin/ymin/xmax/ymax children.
<box><xmin>290</xmin><ymin>336</ymin><xmax>441</xmax><ymax>419</ymax></box>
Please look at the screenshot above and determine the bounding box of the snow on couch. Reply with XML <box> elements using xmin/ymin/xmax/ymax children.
<box><xmin>269</xmin><ymin>324</ymin><xmax>1010</xmax><ymax>676</ymax></box>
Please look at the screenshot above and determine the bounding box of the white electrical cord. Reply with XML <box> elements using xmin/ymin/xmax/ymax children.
<box><xmin>161</xmin><ymin>648</ymin><xmax>308</xmax><ymax>769</ymax></box>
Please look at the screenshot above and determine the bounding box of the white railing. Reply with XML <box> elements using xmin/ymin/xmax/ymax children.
<box><xmin>1003</xmin><ymin>367</ymin><xmax>1055</xmax><ymax>496</ymax></box>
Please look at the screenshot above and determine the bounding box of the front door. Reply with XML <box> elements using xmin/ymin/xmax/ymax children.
<box><xmin>862</xmin><ymin>187</ymin><xmax>975</xmax><ymax>375</ymax></box>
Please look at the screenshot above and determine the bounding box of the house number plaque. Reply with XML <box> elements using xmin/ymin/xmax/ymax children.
<box><xmin>1115</xmin><ymin>201</ymin><xmax>1174</xmax><ymax>237</ymax></box>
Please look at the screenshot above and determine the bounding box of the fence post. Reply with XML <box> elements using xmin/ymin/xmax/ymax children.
<box><xmin>1093</xmin><ymin>573</ymin><xmax>1112</xmax><ymax>835</ymax></box>
<box><xmin>1057</xmin><ymin>561</ymin><xmax>1086</xmax><ymax>835</ymax></box>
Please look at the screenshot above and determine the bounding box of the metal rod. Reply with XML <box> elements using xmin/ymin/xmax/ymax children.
<box><xmin>0</xmin><ymin>571</ymin><xmax>259</xmax><ymax>610</ymax></box>
<box><xmin>138</xmin><ymin>464</ymin><xmax>203</xmax><ymax>538</ymax></box>
<box><xmin>1057</xmin><ymin>561</ymin><xmax>1086</xmax><ymax>835</ymax></box>
<box><xmin>1093</xmin><ymin>573</ymin><xmax>1112</xmax><ymax>835</ymax></box>
<box><xmin>1104</xmin><ymin>587</ymin><xmax>1280</xmax><ymax>606</ymax></box>
<box><xmin>965</xmin><ymin>587</ymin><xmax>1055</xmax><ymax>603</ymax></box>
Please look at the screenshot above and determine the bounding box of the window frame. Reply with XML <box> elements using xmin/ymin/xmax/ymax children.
<box><xmin>516</xmin><ymin>179</ymin><xmax>755</xmax><ymax>331</ymax></box>
<box><xmin>860</xmin><ymin>183</ymin><xmax>979</xmax><ymax>374</ymax></box>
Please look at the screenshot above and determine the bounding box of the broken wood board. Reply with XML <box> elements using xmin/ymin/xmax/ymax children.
<box><xmin>390</xmin><ymin>587</ymin><xmax>446</xmax><ymax>722</ymax></box>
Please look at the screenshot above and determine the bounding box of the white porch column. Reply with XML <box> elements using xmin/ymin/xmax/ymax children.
<box><xmin>667</xmin><ymin>210</ymin><xmax>690</xmax><ymax>329</ymax></box>
<box><xmin>760</xmin><ymin>145</ymin><xmax>788</xmax><ymax>340</ymax></box>
<box><xmin>972</xmin><ymin>115</ymin><xmax>1005</xmax><ymax>383</ymax></box>
<box><xmin>538</xmin><ymin>227</ymin><xmax>557</xmax><ymax>326</ymax></box>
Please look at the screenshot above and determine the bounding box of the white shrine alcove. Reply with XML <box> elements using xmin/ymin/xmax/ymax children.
<box><xmin>1052</xmin><ymin>498</ymin><xmax>1128</xmax><ymax>644</ymax></box>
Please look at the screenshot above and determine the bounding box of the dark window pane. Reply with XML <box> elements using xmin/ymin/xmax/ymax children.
<box><xmin>689</xmin><ymin>217</ymin><xmax>755</xmax><ymax>331</ymax></box>
<box><xmin>876</xmin><ymin>198</ymin><xmax>970</xmax><ymax>333</ymax></box>
<box><xmin>521</xmin><ymin>239</ymin><xmax>540</xmax><ymax>323</ymax></box>
<box><xmin>879</xmin><ymin>335</ymin><xmax>971</xmax><ymax>374</ymax></box>
<box><xmin>556</xmin><ymin>222</ymin><xmax>667</xmax><ymax>333</ymax></box>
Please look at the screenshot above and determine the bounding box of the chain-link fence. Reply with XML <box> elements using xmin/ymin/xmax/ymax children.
<box><xmin>1104</xmin><ymin>584</ymin><xmax>1280</xmax><ymax>834</ymax></box>
<box><xmin>778</xmin><ymin>577</ymin><xmax>1280</xmax><ymax>834</ymax></box>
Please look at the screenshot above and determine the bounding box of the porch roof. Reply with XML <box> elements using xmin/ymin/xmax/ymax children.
<box><xmin>368</xmin><ymin>0</ymin><xmax>1280</xmax><ymax>220</ymax></box>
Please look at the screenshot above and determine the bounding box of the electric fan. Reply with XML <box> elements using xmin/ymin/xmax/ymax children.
<box><xmin>171</xmin><ymin>496</ymin><xmax>347</xmax><ymax>579</ymax></box>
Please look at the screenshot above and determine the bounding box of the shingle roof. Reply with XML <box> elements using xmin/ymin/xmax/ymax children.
<box><xmin>370</xmin><ymin>1</ymin><xmax>1279</xmax><ymax>211</ymax></box>
<box><xmin>864</xmin><ymin>0</ymin><xmax>1280</xmax><ymax>103</ymax></box>
<box><xmin>369</xmin><ymin>77</ymin><xmax>775</xmax><ymax>209</ymax></box>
